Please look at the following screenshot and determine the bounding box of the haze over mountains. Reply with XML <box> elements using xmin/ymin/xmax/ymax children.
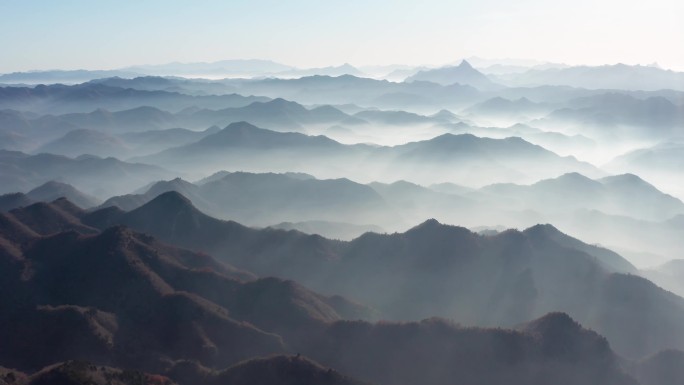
<box><xmin>2</xmin><ymin>55</ymin><xmax>684</xmax><ymax>385</ymax></box>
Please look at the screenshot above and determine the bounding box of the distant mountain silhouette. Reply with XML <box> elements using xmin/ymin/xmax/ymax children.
<box><xmin>0</xmin><ymin>150</ymin><xmax>174</xmax><ymax>198</ymax></box>
<box><xmin>0</xmin><ymin>83</ymin><xmax>268</xmax><ymax>114</ymax></box>
<box><xmin>136</xmin><ymin>123</ymin><xmax>600</xmax><ymax>186</ymax></box>
<box><xmin>478</xmin><ymin>172</ymin><xmax>684</xmax><ymax>221</ymax></box>
<box><xmin>133</xmin><ymin>122</ymin><xmax>356</xmax><ymax>174</ymax></box>
<box><xmin>3</xmin><ymin>97</ymin><xmax>352</xmax><ymax>141</ymax></box>
<box><xmin>100</xmin><ymin>172</ymin><xmax>394</xmax><ymax>227</ymax></box>
<box><xmin>118</xmin><ymin>126</ymin><xmax>220</xmax><ymax>156</ymax></box>
<box><xmin>171</xmin><ymin>121</ymin><xmax>340</xmax><ymax>150</ymax></box>
<box><xmin>179</xmin><ymin>98</ymin><xmax>354</xmax><ymax>131</ymax></box>
<box><xmin>0</xmin><ymin>69</ymin><xmax>143</xmax><ymax>84</ymax></box>
<box><xmin>124</xmin><ymin>58</ymin><xmax>294</xmax><ymax>77</ymax></box>
<box><xmin>541</xmin><ymin>93</ymin><xmax>684</xmax><ymax>138</ymax></box>
<box><xmin>276</xmin><ymin>63</ymin><xmax>366</xmax><ymax>78</ymax></box>
<box><xmin>607</xmin><ymin>141</ymin><xmax>684</xmax><ymax>174</ymax></box>
<box><xmin>220</xmin><ymin>74</ymin><xmax>482</xmax><ymax>110</ymax></box>
<box><xmin>91</xmin><ymin>75</ymin><xmax>238</xmax><ymax>96</ymax></box>
<box><xmin>26</xmin><ymin>181</ymin><xmax>100</xmax><ymax>209</ymax></box>
<box><xmin>406</xmin><ymin>60</ymin><xmax>502</xmax><ymax>90</ymax></box>
<box><xmin>634</xmin><ymin>349</ymin><xmax>684</xmax><ymax>385</ymax></box>
<box><xmin>379</xmin><ymin>133</ymin><xmax>601</xmax><ymax>184</ymax></box>
<box><xmin>642</xmin><ymin>259</ymin><xmax>684</xmax><ymax>298</ymax></box>
<box><xmin>499</xmin><ymin>63</ymin><xmax>684</xmax><ymax>91</ymax></box>
<box><xmin>36</xmin><ymin>129</ymin><xmax>130</xmax><ymax>158</ymax></box>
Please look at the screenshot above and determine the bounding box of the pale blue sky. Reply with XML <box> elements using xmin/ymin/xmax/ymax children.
<box><xmin>1</xmin><ymin>0</ymin><xmax>683</xmax><ymax>72</ymax></box>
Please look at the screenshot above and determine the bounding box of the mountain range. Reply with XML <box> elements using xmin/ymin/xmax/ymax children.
<box><xmin>406</xmin><ymin>60</ymin><xmax>503</xmax><ymax>90</ymax></box>
<box><xmin>497</xmin><ymin>63</ymin><xmax>684</xmax><ymax>91</ymax></box>
<box><xmin>1</xmin><ymin>193</ymin><xmax>682</xmax><ymax>384</ymax></box>
<box><xmin>134</xmin><ymin>122</ymin><xmax>601</xmax><ymax>186</ymax></box>
<box><xmin>0</xmin><ymin>83</ymin><xmax>268</xmax><ymax>114</ymax></box>
<box><xmin>3</xmin><ymin>57</ymin><xmax>684</xmax><ymax>385</ymax></box>
<box><xmin>0</xmin><ymin>150</ymin><xmax>174</xmax><ymax>198</ymax></box>
<box><xmin>74</xmin><ymin>191</ymin><xmax>684</xmax><ymax>361</ymax></box>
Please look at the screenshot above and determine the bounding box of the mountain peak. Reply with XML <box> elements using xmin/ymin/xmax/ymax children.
<box><xmin>218</xmin><ymin>121</ymin><xmax>262</xmax><ymax>135</ymax></box>
<box><xmin>144</xmin><ymin>190</ymin><xmax>192</xmax><ymax>208</ymax></box>
<box><xmin>556</xmin><ymin>172</ymin><xmax>592</xmax><ymax>181</ymax></box>
<box><xmin>458</xmin><ymin>59</ymin><xmax>474</xmax><ymax>69</ymax></box>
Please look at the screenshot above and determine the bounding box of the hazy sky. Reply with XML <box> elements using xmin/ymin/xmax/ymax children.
<box><xmin>2</xmin><ymin>0</ymin><xmax>683</xmax><ymax>72</ymax></box>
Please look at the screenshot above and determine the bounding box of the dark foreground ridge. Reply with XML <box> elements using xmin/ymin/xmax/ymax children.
<box><xmin>0</xmin><ymin>195</ymin><xmax>682</xmax><ymax>384</ymax></box>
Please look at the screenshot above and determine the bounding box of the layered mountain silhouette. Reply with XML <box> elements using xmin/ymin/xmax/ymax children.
<box><xmin>275</xmin><ymin>63</ymin><xmax>366</xmax><ymax>78</ymax></box>
<box><xmin>0</xmin><ymin>208</ymin><xmax>372</xmax><ymax>375</ymax></box>
<box><xmin>136</xmin><ymin>122</ymin><xmax>600</xmax><ymax>186</ymax></box>
<box><xmin>540</xmin><ymin>93</ymin><xmax>684</xmax><ymax>138</ymax></box>
<box><xmin>478</xmin><ymin>172</ymin><xmax>684</xmax><ymax>222</ymax></box>
<box><xmin>124</xmin><ymin>59</ymin><xmax>294</xmax><ymax>77</ymax></box>
<box><xmin>1</xmin><ymin>181</ymin><xmax>99</xmax><ymax>212</ymax></box>
<box><xmin>91</xmin><ymin>75</ymin><xmax>239</xmax><ymax>96</ymax></box>
<box><xmin>37</xmin><ymin>128</ymin><xmax>131</xmax><ymax>158</ymax></box>
<box><xmin>25</xmin><ymin>181</ymin><xmax>100</xmax><ymax>208</ymax></box>
<box><xmin>0</xmin><ymin>83</ymin><xmax>267</xmax><ymax>114</ymax></box>
<box><xmin>77</xmin><ymin>192</ymin><xmax>684</xmax><ymax>360</ymax></box>
<box><xmin>118</xmin><ymin>126</ymin><xmax>220</xmax><ymax>156</ymax></box>
<box><xmin>3</xmin><ymin>57</ymin><xmax>684</xmax><ymax>385</ymax></box>
<box><xmin>177</xmin><ymin>98</ymin><xmax>355</xmax><ymax>131</ymax></box>
<box><xmin>607</xmin><ymin>142</ymin><xmax>684</xmax><ymax>174</ymax></box>
<box><xmin>1</xmin><ymin>193</ymin><xmax>683</xmax><ymax>383</ymax></box>
<box><xmin>218</xmin><ymin>74</ymin><xmax>482</xmax><ymax>110</ymax></box>
<box><xmin>499</xmin><ymin>63</ymin><xmax>684</xmax><ymax>91</ymax></box>
<box><xmin>0</xmin><ymin>150</ymin><xmax>173</xmax><ymax>198</ymax></box>
<box><xmin>100</xmin><ymin>172</ymin><xmax>394</xmax><ymax>228</ymax></box>
<box><xmin>0</xmin><ymin>69</ymin><xmax>143</xmax><ymax>84</ymax></box>
<box><xmin>406</xmin><ymin>60</ymin><xmax>502</xmax><ymax>90</ymax></box>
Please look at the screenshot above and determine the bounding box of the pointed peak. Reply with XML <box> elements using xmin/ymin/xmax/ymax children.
<box><xmin>458</xmin><ymin>60</ymin><xmax>474</xmax><ymax>69</ymax></box>
<box><xmin>145</xmin><ymin>190</ymin><xmax>193</xmax><ymax>208</ymax></box>
<box><xmin>268</xmin><ymin>97</ymin><xmax>291</xmax><ymax>104</ymax></box>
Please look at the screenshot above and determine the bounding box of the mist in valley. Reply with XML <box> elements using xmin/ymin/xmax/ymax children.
<box><xmin>2</xmin><ymin>1</ymin><xmax>684</xmax><ymax>385</ymax></box>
